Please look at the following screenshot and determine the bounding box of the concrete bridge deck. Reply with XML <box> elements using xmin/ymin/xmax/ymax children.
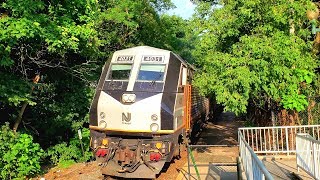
<box><xmin>177</xmin><ymin>155</ymin><xmax>313</xmax><ymax>180</ymax></box>
<box><xmin>176</xmin><ymin>146</ymin><xmax>238</xmax><ymax>180</ymax></box>
<box><xmin>261</xmin><ymin>156</ymin><xmax>313</xmax><ymax>180</ymax></box>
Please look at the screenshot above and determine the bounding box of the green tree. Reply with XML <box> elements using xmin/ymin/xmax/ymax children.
<box><xmin>158</xmin><ymin>15</ymin><xmax>196</xmax><ymax>61</ymax></box>
<box><xmin>0</xmin><ymin>0</ymin><xmax>101</xmax><ymax>131</ymax></box>
<box><xmin>192</xmin><ymin>0</ymin><xmax>318</xmax><ymax>116</ymax></box>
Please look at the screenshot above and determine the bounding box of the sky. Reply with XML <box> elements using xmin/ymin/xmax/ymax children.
<box><xmin>166</xmin><ymin>0</ymin><xmax>196</xmax><ymax>20</ymax></box>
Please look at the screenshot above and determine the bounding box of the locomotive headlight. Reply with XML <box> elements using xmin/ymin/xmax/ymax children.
<box><xmin>99</xmin><ymin>120</ymin><xmax>107</xmax><ymax>128</ymax></box>
<box><xmin>151</xmin><ymin>114</ymin><xmax>158</xmax><ymax>121</ymax></box>
<box><xmin>122</xmin><ymin>94</ymin><xmax>129</xmax><ymax>102</ymax></box>
<box><xmin>150</xmin><ymin>123</ymin><xmax>159</xmax><ymax>132</ymax></box>
<box><xmin>128</xmin><ymin>94</ymin><xmax>136</xmax><ymax>102</ymax></box>
<box><xmin>122</xmin><ymin>94</ymin><xmax>136</xmax><ymax>103</ymax></box>
<box><xmin>100</xmin><ymin>112</ymin><xmax>106</xmax><ymax>119</ymax></box>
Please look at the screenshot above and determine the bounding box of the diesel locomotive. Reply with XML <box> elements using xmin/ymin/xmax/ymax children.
<box><xmin>89</xmin><ymin>46</ymin><xmax>209</xmax><ymax>178</ymax></box>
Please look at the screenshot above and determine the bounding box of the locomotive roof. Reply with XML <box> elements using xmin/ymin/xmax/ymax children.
<box><xmin>114</xmin><ymin>46</ymin><xmax>194</xmax><ymax>70</ymax></box>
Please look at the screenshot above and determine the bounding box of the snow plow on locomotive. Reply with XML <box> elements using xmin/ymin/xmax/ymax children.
<box><xmin>88</xmin><ymin>46</ymin><xmax>209</xmax><ymax>178</ymax></box>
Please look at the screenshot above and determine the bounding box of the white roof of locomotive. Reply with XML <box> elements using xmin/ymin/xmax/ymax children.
<box><xmin>112</xmin><ymin>46</ymin><xmax>189</xmax><ymax>66</ymax></box>
<box><xmin>115</xmin><ymin>46</ymin><xmax>171</xmax><ymax>54</ymax></box>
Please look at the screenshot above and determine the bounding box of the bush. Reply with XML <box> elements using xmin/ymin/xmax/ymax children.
<box><xmin>0</xmin><ymin>123</ymin><xmax>44</xmax><ymax>180</ymax></box>
<box><xmin>46</xmin><ymin>142</ymin><xmax>80</xmax><ymax>166</ymax></box>
<box><xmin>46</xmin><ymin>128</ymin><xmax>92</xmax><ymax>167</ymax></box>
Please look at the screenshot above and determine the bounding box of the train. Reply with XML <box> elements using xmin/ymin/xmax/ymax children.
<box><xmin>88</xmin><ymin>46</ymin><xmax>209</xmax><ymax>178</ymax></box>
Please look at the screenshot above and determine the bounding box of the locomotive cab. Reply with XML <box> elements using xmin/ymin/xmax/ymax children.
<box><xmin>88</xmin><ymin>46</ymin><xmax>208</xmax><ymax>178</ymax></box>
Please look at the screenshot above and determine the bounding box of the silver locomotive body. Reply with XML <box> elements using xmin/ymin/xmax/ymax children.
<box><xmin>89</xmin><ymin>46</ymin><xmax>209</xmax><ymax>178</ymax></box>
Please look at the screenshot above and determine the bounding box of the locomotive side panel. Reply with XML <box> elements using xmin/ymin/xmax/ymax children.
<box><xmin>160</xmin><ymin>53</ymin><xmax>181</xmax><ymax>130</ymax></box>
<box><xmin>174</xmin><ymin>93</ymin><xmax>184</xmax><ymax>130</ymax></box>
<box><xmin>191</xmin><ymin>88</ymin><xmax>209</xmax><ymax>123</ymax></box>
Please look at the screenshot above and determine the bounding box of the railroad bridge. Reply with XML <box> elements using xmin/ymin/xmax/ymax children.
<box><xmin>177</xmin><ymin>114</ymin><xmax>320</xmax><ymax>180</ymax></box>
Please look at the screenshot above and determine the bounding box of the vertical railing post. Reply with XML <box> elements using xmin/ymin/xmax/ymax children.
<box><xmin>312</xmin><ymin>142</ymin><xmax>316</xmax><ymax>177</ymax></box>
<box><xmin>285</xmin><ymin>127</ymin><xmax>289</xmax><ymax>155</ymax></box>
<box><xmin>187</xmin><ymin>143</ymin><xmax>190</xmax><ymax>180</ymax></box>
<box><xmin>272</xmin><ymin>128</ymin><xmax>276</xmax><ymax>152</ymax></box>
<box><xmin>296</xmin><ymin>135</ymin><xmax>298</xmax><ymax>169</ymax></box>
<box><xmin>316</xmin><ymin>142</ymin><xmax>318</xmax><ymax>178</ymax></box>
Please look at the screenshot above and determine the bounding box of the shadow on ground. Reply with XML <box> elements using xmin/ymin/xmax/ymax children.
<box><xmin>195</xmin><ymin>112</ymin><xmax>244</xmax><ymax>146</ymax></box>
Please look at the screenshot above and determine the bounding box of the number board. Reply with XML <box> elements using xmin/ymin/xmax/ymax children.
<box><xmin>116</xmin><ymin>55</ymin><xmax>134</xmax><ymax>62</ymax></box>
<box><xmin>142</xmin><ymin>56</ymin><xmax>164</xmax><ymax>63</ymax></box>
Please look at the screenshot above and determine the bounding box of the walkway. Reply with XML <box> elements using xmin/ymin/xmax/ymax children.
<box><xmin>176</xmin><ymin>146</ymin><xmax>238</xmax><ymax>180</ymax></box>
<box><xmin>177</xmin><ymin>112</ymin><xmax>243</xmax><ymax>180</ymax></box>
<box><xmin>195</xmin><ymin>112</ymin><xmax>241</xmax><ymax>146</ymax></box>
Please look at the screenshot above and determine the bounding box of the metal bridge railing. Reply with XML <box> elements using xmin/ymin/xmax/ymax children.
<box><xmin>238</xmin><ymin>125</ymin><xmax>320</xmax><ymax>155</ymax></box>
<box><xmin>238</xmin><ymin>131</ymin><xmax>273</xmax><ymax>180</ymax></box>
<box><xmin>296</xmin><ymin>133</ymin><xmax>320</xmax><ymax>179</ymax></box>
<box><xmin>185</xmin><ymin>144</ymin><xmax>238</xmax><ymax>180</ymax></box>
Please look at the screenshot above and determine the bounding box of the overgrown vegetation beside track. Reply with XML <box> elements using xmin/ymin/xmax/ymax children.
<box><xmin>191</xmin><ymin>0</ymin><xmax>320</xmax><ymax>126</ymax></box>
<box><xmin>0</xmin><ymin>123</ymin><xmax>43</xmax><ymax>179</ymax></box>
<box><xmin>0</xmin><ymin>0</ymin><xmax>192</xmax><ymax>179</ymax></box>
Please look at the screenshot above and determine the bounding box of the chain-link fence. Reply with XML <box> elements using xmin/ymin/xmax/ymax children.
<box><xmin>298</xmin><ymin>96</ymin><xmax>320</xmax><ymax>125</ymax></box>
<box><xmin>246</xmin><ymin>96</ymin><xmax>320</xmax><ymax>126</ymax></box>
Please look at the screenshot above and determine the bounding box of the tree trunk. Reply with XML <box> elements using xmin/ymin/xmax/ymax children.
<box><xmin>312</xmin><ymin>32</ymin><xmax>320</xmax><ymax>54</ymax></box>
<box><xmin>13</xmin><ymin>102</ymin><xmax>28</xmax><ymax>133</ymax></box>
<box><xmin>271</xmin><ymin>110</ymin><xmax>276</xmax><ymax>126</ymax></box>
<box><xmin>12</xmin><ymin>74</ymin><xmax>40</xmax><ymax>133</ymax></box>
<box><xmin>278</xmin><ymin>109</ymin><xmax>298</xmax><ymax>150</ymax></box>
<box><xmin>308</xmin><ymin>99</ymin><xmax>316</xmax><ymax>125</ymax></box>
<box><xmin>271</xmin><ymin>109</ymin><xmax>277</xmax><ymax>150</ymax></box>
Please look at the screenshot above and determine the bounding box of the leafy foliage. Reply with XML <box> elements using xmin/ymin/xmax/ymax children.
<box><xmin>1</xmin><ymin>0</ymin><xmax>100</xmax><ymax>68</ymax></box>
<box><xmin>192</xmin><ymin>0</ymin><xmax>318</xmax><ymax>115</ymax></box>
<box><xmin>47</xmin><ymin>128</ymin><xmax>91</xmax><ymax>166</ymax></box>
<box><xmin>0</xmin><ymin>72</ymin><xmax>35</xmax><ymax>107</ymax></box>
<box><xmin>0</xmin><ymin>123</ymin><xmax>44</xmax><ymax>179</ymax></box>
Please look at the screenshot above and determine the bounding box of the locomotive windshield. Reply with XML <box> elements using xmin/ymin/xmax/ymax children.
<box><xmin>108</xmin><ymin>64</ymin><xmax>132</xmax><ymax>80</ymax></box>
<box><xmin>137</xmin><ymin>64</ymin><xmax>166</xmax><ymax>81</ymax></box>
